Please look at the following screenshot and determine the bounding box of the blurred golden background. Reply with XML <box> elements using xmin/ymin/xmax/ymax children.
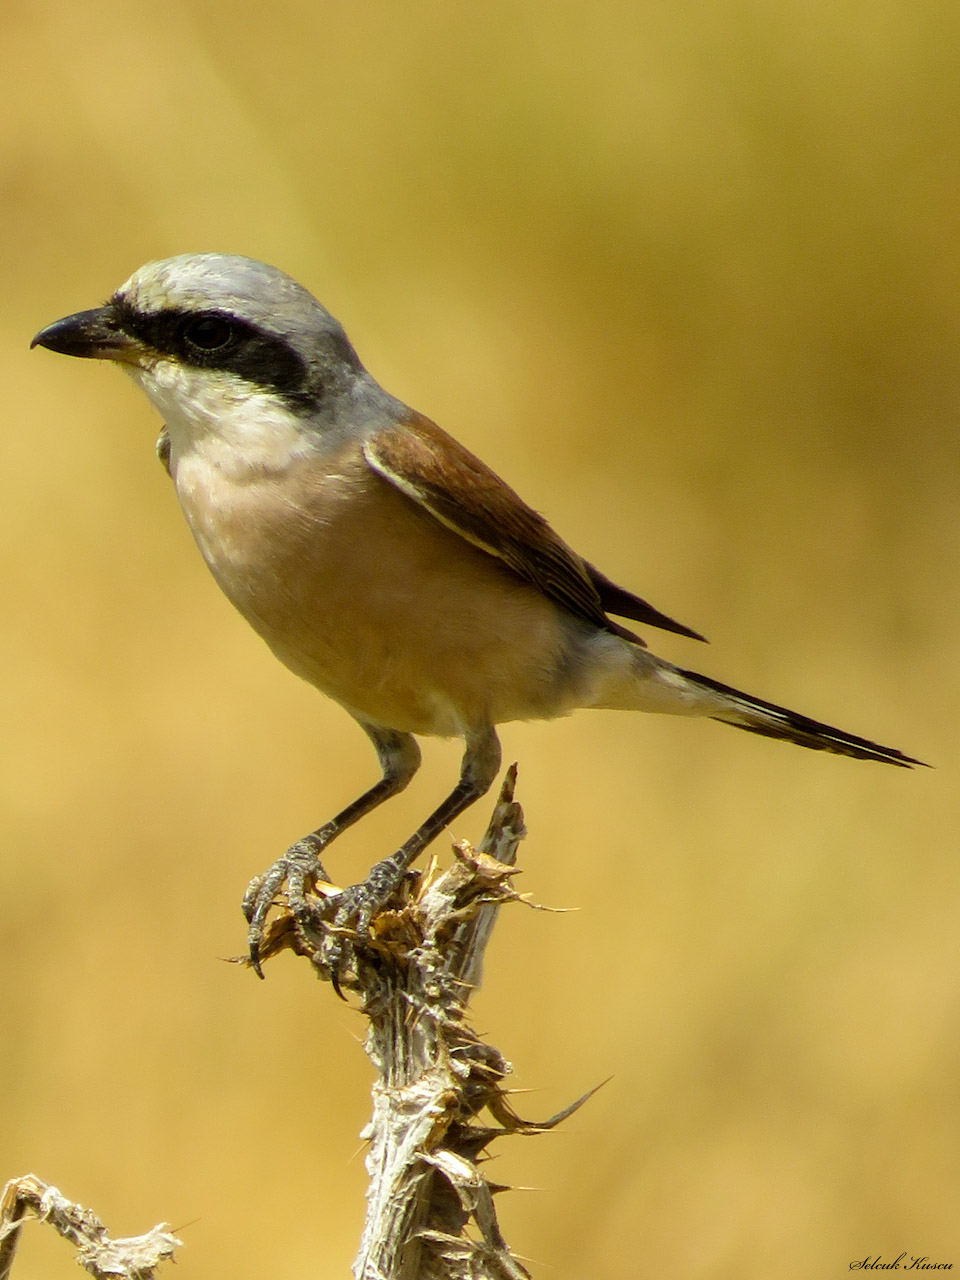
<box><xmin>2</xmin><ymin>1</ymin><xmax>958</xmax><ymax>1276</ymax></box>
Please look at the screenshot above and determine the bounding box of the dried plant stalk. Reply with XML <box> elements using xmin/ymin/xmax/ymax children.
<box><xmin>262</xmin><ymin>765</ymin><xmax>592</xmax><ymax>1280</ymax></box>
<box><xmin>0</xmin><ymin>1174</ymin><xmax>180</xmax><ymax>1280</ymax></box>
<box><xmin>1</xmin><ymin>772</ymin><xmax>589</xmax><ymax>1280</ymax></box>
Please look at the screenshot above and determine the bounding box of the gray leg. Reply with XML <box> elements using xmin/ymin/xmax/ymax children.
<box><xmin>331</xmin><ymin>724</ymin><xmax>502</xmax><ymax>935</ymax></box>
<box><xmin>244</xmin><ymin>724</ymin><xmax>421</xmax><ymax>976</ymax></box>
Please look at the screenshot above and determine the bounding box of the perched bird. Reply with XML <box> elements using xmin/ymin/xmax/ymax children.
<box><xmin>32</xmin><ymin>254</ymin><xmax>922</xmax><ymax>973</ymax></box>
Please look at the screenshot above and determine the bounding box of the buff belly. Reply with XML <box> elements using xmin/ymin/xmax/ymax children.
<box><xmin>170</xmin><ymin>441</ymin><xmax>608</xmax><ymax>736</ymax></box>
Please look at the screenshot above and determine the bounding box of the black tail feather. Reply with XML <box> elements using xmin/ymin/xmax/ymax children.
<box><xmin>679</xmin><ymin>668</ymin><xmax>926</xmax><ymax>768</ymax></box>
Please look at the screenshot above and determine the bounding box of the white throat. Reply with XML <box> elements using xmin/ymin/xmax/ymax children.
<box><xmin>126</xmin><ymin>359</ymin><xmax>317</xmax><ymax>480</ymax></box>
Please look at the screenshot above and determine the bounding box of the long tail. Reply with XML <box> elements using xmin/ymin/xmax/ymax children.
<box><xmin>677</xmin><ymin>667</ymin><xmax>925</xmax><ymax>768</ymax></box>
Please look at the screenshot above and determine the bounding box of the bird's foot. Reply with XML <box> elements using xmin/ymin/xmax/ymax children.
<box><xmin>332</xmin><ymin>856</ymin><xmax>406</xmax><ymax>933</ymax></box>
<box><xmin>315</xmin><ymin>857</ymin><xmax>413</xmax><ymax>994</ymax></box>
<box><xmin>243</xmin><ymin>836</ymin><xmax>331</xmax><ymax>978</ymax></box>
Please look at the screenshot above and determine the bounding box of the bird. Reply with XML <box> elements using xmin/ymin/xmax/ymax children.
<box><xmin>31</xmin><ymin>253</ymin><xmax>923</xmax><ymax>974</ymax></box>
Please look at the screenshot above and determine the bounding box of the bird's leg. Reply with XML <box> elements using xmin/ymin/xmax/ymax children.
<box><xmin>330</xmin><ymin>724</ymin><xmax>502</xmax><ymax>938</ymax></box>
<box><xmin>243</xmin><ymin>726</ymin><xmax>420</xmax><ymax>976</ymax></box>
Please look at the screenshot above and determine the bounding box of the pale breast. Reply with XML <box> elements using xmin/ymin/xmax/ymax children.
<box><xmin>169</xmin><ymin>438</ymin><xmax>584</xmax><ymax>736</ymax></box>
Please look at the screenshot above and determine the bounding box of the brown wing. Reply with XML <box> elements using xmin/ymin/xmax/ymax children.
<box><xmin>156</xmin><ymin>426</ymin><xmax>172</xmax><ymax>475</ymax></box>
<box><xmin>363</xmin><ymin>411</ymin><xmax>630</xmax><ymax>637</ymax></box>
<box><xmin>364</xmin><ymin>411</ymin><xmax>704</xmax><ymax>647</ymax></box>
<box><xmin>585</xmin><ymin>563</ymin><xmax>706</xmax><ymax>642</ymax></box>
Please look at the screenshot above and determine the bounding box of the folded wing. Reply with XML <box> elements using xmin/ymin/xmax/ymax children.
<box><xmin>363</xmin><ymin>411</ymin><xmax>703</xmax><ymax>645</ymax></box>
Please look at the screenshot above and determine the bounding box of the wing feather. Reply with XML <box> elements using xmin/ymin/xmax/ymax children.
<box><xmin>364</xmin><ymin>412</ymin><xmax>700</xmax><ymax>645</ymax></box>
<box><xmin>585</xmin><ymin>563</ymin><xmax>706</xmax><ymax>642</ymax></box>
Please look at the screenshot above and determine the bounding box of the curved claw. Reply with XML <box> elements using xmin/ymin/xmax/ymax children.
<box><xmin>330</xmin><ymin>968</ymin><xmax>347</xmax><ymax>1001</ymax></box>
<box><xmin>242</xmin><ymin>838</ymin><xmax>330</xmax><ymax>978</ymax></box>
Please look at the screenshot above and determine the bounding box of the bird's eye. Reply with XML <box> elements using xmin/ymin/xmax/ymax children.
<box><xmin>183</xmin><ymin>316</ymin><xmax>233</xmax><ymax>351</ymax></box>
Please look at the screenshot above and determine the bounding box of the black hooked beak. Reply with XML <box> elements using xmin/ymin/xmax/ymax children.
<box><xmin>31</xmin><ymin>305</ymin><xmax>138</xmax><ymax>362</ymax></box>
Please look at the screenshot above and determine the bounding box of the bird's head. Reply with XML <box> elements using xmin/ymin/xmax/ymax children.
<box><xmin>32</xmin><ymin>255</ymin><xmax>373</xmax><ymax>461</ymax></box>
